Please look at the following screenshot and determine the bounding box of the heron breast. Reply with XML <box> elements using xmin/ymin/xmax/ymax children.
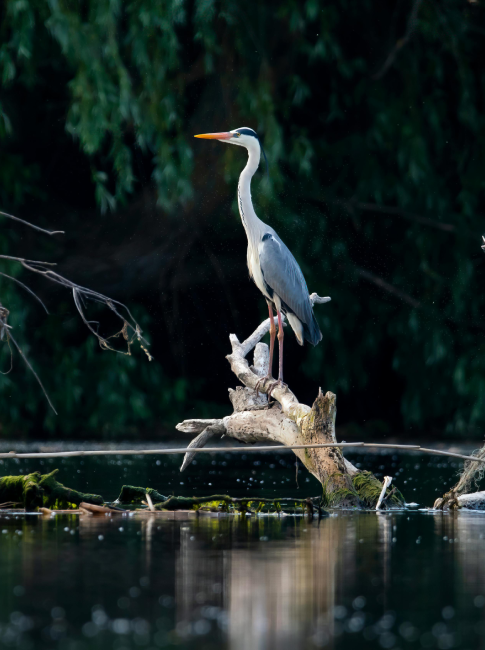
<box><xmin>247</xmin><ymin>247</ymin><xmax>272</xmax><ymax>300</ymax></box>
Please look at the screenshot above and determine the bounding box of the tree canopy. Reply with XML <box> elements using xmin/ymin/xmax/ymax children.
<box><xmin>1</xmin><ymin>0</ymin><xmax>485</xmax><ymax>439</ymax></box>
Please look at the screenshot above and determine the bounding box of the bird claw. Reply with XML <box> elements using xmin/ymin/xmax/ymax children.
<box><xmin>266</xmin><ymin>379</ymin><xmax>287</xmax><ymax>399</ymax></box>
<box><xmin>255</xmin><ymin>374</ymin><xmax>272</xmax><ymax>398</ymax></box>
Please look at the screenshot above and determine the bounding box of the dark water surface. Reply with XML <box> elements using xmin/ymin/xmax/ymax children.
<box><xmin>1</xmin><ymin>443</ymin><xmax>485</xmax><ymax>649</ymax></box>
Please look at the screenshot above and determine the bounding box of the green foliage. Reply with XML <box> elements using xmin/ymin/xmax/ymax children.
<box><xmin>1</xmin><ymin>0</ymin><xmax>485</xmax><ymax>437</ymax></box>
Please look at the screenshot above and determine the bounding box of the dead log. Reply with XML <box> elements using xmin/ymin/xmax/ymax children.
<box><xmin>176</xmin><ymin>300</ymin><xmax>404</xmax><ymax>508</ymax></box>
<box><xmin>0</xmin><ymin>470</ymin><xmax>103</xmax><ymax>510</ymax></box>
<box><xmin>79</xmin><ymin>502</ymin><xmax>124</xmax><ymax>514</ymax></box>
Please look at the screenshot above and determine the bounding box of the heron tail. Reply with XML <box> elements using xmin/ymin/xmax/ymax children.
<box><xmin>303</xmin><ymin>312</ymin><xmax>322</xmax><ymax>347</ymax></box>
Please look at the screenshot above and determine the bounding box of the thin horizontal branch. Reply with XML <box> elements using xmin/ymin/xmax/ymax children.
<box><xmin>0</xmin><ymin>442</ymin><xmax>483</xmax><ymax>465</ymax></box>
<box><xmin>353</xmin><ymin>201</ymin><xmax>456</xmax><ymax>233</ymax></box>
<box><xmin>352</xmin><ymin>264</ymin><xmax>485</xmax><ymax>332</ymax></box>
<box><xmin>353</xmin><ymin>265</ymin><xmax>421</xmax><ymax>309</ymax></box>
<box><xmin>0</xmin><ymin>210</ymin><xmax>65</xmax><ymax>236</ymax></box>
<box><xmin>336</xmin><ymin>200</ymin><xmax>456</xmax><ymax>233</ymax></box>
<box><xmin>175</xmin><ymin>419</ymin><xmax>223</xmax><ymax>434</ymax></box>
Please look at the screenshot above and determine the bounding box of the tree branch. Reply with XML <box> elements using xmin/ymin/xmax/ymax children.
<box><xmin>373</xmin><ymin>0</ymin><xmax>424</xmax><ymax>80</ymax></box>
<box><xmin>0</xmin><ymin>210</ymin><xmax>64</xmax><ymax>236</ymax></box>
<box><xmin>1</xmin><ymin>211</ymin><xmax>153</xmax><ymax>414</ymax></box>
<box><xmin>353</xmin><ymin>265</ymin><xmax>422</xmax><ymax>309</ymax></box>
<box><xmin>335</xmin><ymin>199</ymin><xmax>456</xmax><ymax>233</ymax></box>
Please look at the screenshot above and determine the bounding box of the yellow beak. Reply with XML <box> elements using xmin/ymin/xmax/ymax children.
<box><xmin>194</xmin><ymin>132</ymin><xmax>233</xmax><ymax>140</ymax></box>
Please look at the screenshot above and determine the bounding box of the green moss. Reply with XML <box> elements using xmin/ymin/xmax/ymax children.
<box><xmin>0</xmin><ymin>470</ymin><xmax>103</xmax><ymax>510</ymax></box>
<box><xmin>352</xmin><ymin>471</ymin><xmax>405</xmax><ymax>508</ymax></box>
<box><xmin>319</xmin><ymin>473</ymin><xmax>359</xmax><ymax>508</ymax></box>
<box><xmin>0</xmin><ymin>473</ymin><xmax>44</xmax><ymax>510</ymax></box>
<box><xmin>117</xmin><ymin>485</ymin><xmax>167</xmax><ymax>505</ymax></box>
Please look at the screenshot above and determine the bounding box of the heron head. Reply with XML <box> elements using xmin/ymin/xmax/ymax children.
<box><xmin>194</xmin><ymin>127</ymin><xmax>268</xmax><ymax>171</ymax></box>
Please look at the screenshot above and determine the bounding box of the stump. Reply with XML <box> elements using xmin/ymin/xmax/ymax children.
<box><xmin>176</xmin><ymin>297</ymin><xmax>404</xmax><ymax>509</ymax></box>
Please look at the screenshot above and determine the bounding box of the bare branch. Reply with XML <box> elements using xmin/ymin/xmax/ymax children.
<box><xmin>373</xmin><ymin>0</ymin><xmax>424</xmax><ymax>80</ymax></box>
<box><xmin>331</xmin><ymin>199</ymin><xmax>457</xmax><ymax>233</ymax></box>
<box><xmin>1</xmin><ymin>254</ymin><xmax>151</xmax><ymax>356</ymax></box>
<box><xmin>1</xmin><ymin>211</ymin><xmax>153</xmax><ymax>414</ymax></box>
<box><xmin>353</xmin><ymin>265</ymin><xmax>422</xmax><ymax>309</ymax></box>
<box><xmin>0</xmin><ymin>210</ymin><xmax>64</xmax><ymax>236</ymax></box>
<box><xmin>0</xmin><ymin>315</ymin><xmax>57</xmax><ymax>414</ymax></box>
<box><xmin>180</xmin><ymin>422</ymin><xmax>227</xmax><ymax>472</ymax></box>
<box><xmin>0</xmin><ymin>272</ymin><xmax>49</xmax><ymax>313</ymax></box>
<box><xmin>350</xmin><ymin>201</ymin><xmax>456</xmax><ymax>233</ymax></box>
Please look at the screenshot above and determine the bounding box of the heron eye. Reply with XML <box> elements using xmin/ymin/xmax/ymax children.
<box><xmin>236</xmin><ymin>132</ymin><xmax>241</xmax><ymax>137</ymax></box>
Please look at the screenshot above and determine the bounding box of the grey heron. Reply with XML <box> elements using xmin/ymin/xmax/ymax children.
<box><xmin>195</xmin><ymin>127</ymin><xmax>322</xmax><ymax>393</ymax></box>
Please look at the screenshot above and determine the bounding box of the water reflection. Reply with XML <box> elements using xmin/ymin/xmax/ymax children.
<box><xmin>2</xmin><ymin>509</ymin><xmax>485</xmax><ymax>648</ymax></box>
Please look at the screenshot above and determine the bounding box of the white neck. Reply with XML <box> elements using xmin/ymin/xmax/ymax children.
<box><xmin>237</xmin><ymin>141</ymin><xmax>265</xmax><ymax>244</ymax></box>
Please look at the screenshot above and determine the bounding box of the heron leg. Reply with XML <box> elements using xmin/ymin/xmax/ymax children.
<box><xmin>276</xmin><ymin>309</ymin><xmax>284</xmax><ymax>382</ymax></box>
<box><xmin>255</xmin><ymin>302</ymin><xmax>276</xmax><ymax>397</ymax></box>
<box><xmin>267</xmin><ymin>310</ymin><xmax>286</xmax><ymax>399</ymax></box>
<box><xmin>268</xmin><ymin>302</ymin><xmax>276</xmax><ymax>377</ymax></box>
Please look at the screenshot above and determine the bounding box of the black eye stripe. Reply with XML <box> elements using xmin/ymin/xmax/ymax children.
<box><xmin>237</xmin><ymin>128</ymin><xmax>258</xmax><ymax>138</ymax></box>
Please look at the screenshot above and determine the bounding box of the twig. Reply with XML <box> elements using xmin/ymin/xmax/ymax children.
<box><xmin>373</xmin><ymin>0</ymin><xmax>424</xmax><ymax>80</ymax></box>
<box><xmin>0</xmin><ymin>272</ymin><xmax>49</xmax><ymax>313</ymax></box>
<box><xmin>381</xmin><ymin>486</ymin><xmax>397</xmax><ymax>506</ymax></box>
<box><xmin>376</xmin><ymin>476</ymin><xmax>393</xmax><ymax>510</ymax></box>
<box><xmin>338</xmin><ymin>200</ymin><xmax>456</xmax><ymax>233</ymax></box>
<box><xmin>353</xmin><ymin>265</ymin><xmax>421</xmax><ymax>309</ymax></box>
<box><xmin>1</xmin><ymin>319</ymin><xmax>58</xmax><ymax>414</ymax></box>
<box><xmin>0</xmin><ymin>210</ymin><xmax>65</xmax><ymax>236</ymax></box>
<box><xmin>79</xmin><ymin>502</ymin><xmax>125</xmax><ymax>514</ymax></box>
<box><xmin>0</xmin><ymin>255</ymin><xmax>151</xmax><ymax>354</ymax></box>
<box><xmin>145</xmin><ymin>492</ymin><xmax>155</xmax><ymax>512</ymax></box>
<box><xmin>1</xmin><ymin>442</ymin><xmax>484</xmax><ymax>465</ymax></box>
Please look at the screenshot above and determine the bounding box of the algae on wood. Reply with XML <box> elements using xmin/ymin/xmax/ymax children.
<box><xmin>0</xmin><ymin>470</ymin><xmax>103</xmax><ymax>510</ymax></box>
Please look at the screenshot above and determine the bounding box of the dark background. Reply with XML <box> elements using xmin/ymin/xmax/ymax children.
<box><xmin>1</xmin><ymin>0</ymin><xmax>485</xmax><ymax>441</ymax></box>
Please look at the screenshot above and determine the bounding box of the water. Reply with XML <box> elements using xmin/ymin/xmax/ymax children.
<box><xmin>1</xmin><ymin>443</ymin><xmax>484</xmax><ymax>649</ymax></box>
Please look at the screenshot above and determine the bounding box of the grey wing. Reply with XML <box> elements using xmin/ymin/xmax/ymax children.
<box><xmin>258</xmin><ymin>232</ymin><xmax>313</xmax><ymax>326</ymax></box>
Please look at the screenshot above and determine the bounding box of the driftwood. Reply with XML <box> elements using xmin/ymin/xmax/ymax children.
<box><xmin>79</xmin><ymin>502</ymin><xmax>125</xmax><ymax>515</ymax></box>
<box><xmin>0</xmin><ymin>469</ymin><xmax>392</xmax><ymax>513</ymax></box>
<box><xmin>0</xmin><ymin>470</ymin><xmax>103</xmax><ymax>510</ymax></box>
<box><xmin>152</xmin><ymin>494</ymin><xmax>325</xmax><ymax>515</ymax></box>
<box><xmin>176</xmin><ymin>298</ymin><xmax>404</xmax><ymax>509</ymax></box>
<box><xmin>116</xmin><ymin>485</ymin><xmax>168</xmax><ymax>504</ymax></box>
<box><xmin>434</xmin><ymin>445</ymin><xmax>485</xmax><ymax>510</ymax></box>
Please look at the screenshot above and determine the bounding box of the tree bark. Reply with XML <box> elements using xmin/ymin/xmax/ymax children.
<box><xmin>176</xmin><ymin>301</ymin><xmax>404</xmax><ymax>509</ymax></box>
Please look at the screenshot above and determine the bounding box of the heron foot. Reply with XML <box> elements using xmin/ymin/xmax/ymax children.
<box><xmin>266</xmin><ymin>379</ymin><xmax>287</xmax><ymax>399</ymax></box>
<box><xmin>255</xmin><ymin>374</ymin><xmax>273</xmax><ymax>398</ymax></box>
